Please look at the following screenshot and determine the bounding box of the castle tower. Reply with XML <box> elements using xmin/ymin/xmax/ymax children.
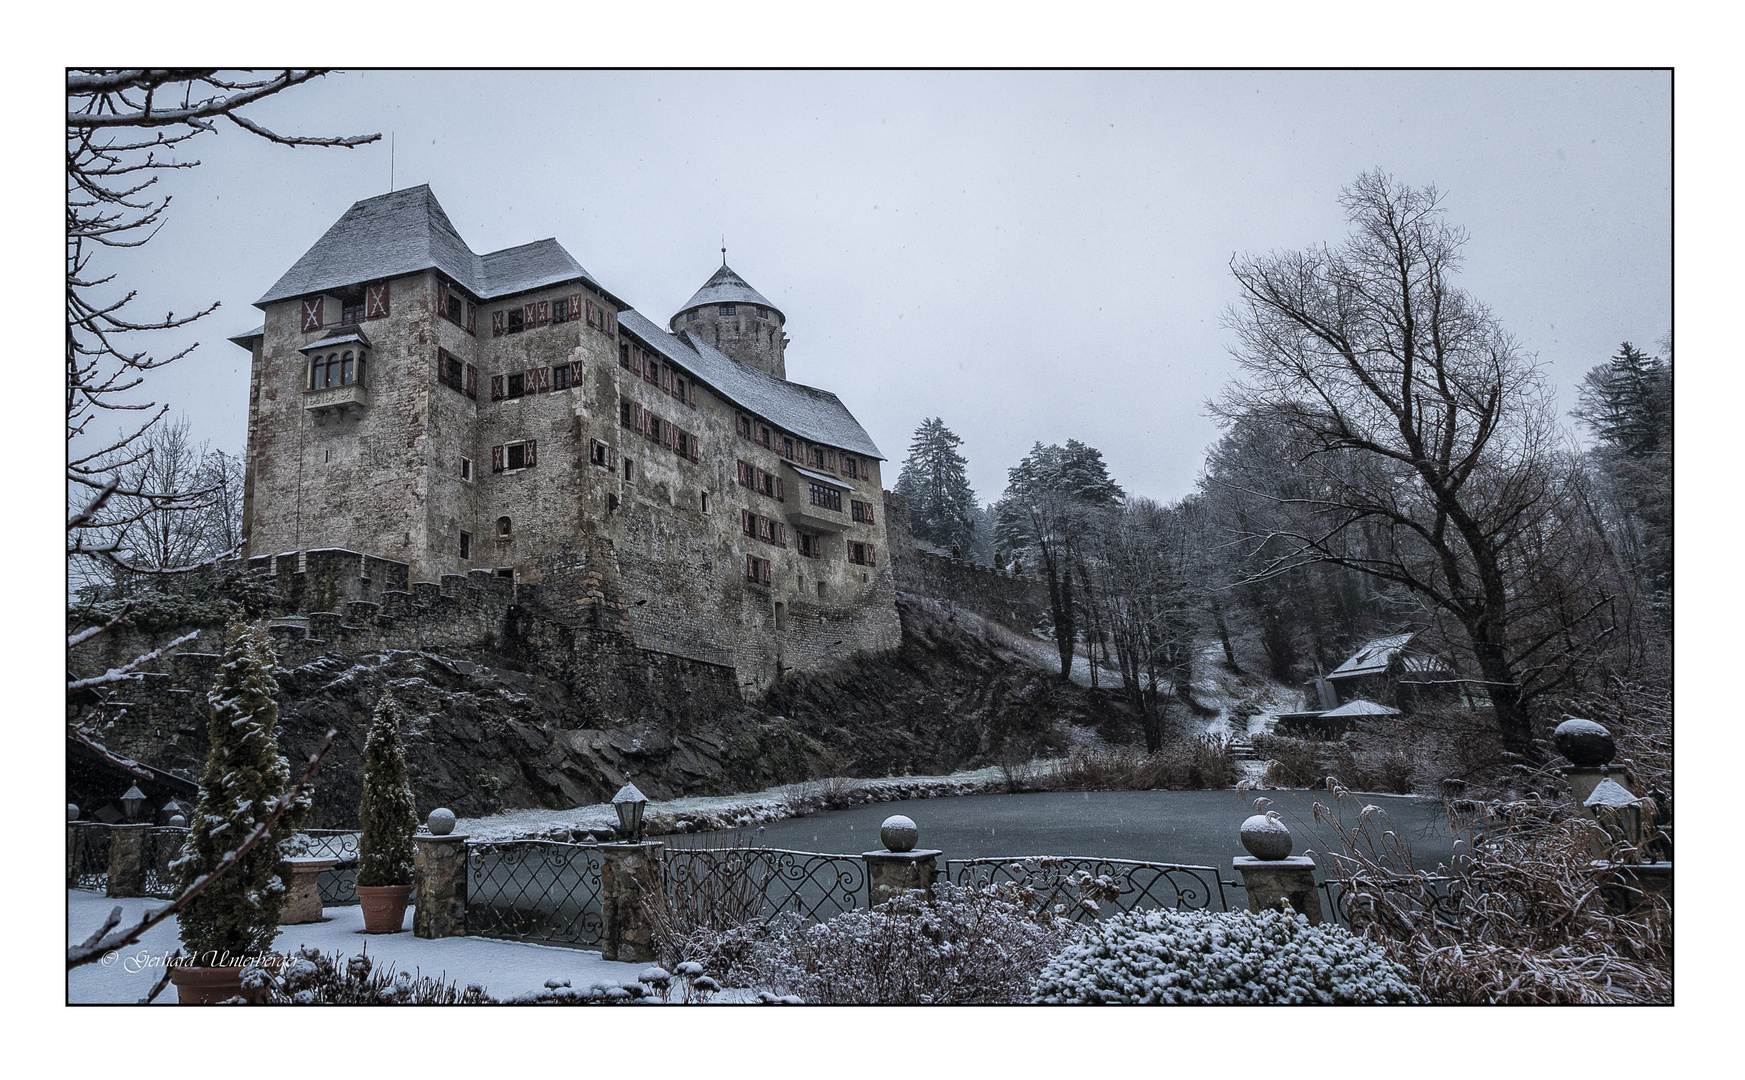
<box><xmin>668</xmin><ymin>263</ymin><xmax>788</xmax><ymax>379</ymax></box>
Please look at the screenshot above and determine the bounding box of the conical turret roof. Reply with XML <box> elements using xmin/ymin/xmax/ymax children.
<box><xmin>675</xmin><ymin>264</ymin><xmax>783</xmax><ymax>321</ymax></box>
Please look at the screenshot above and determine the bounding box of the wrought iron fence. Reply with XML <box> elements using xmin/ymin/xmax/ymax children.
<box><xmin>144</xmin><ymin>827</ymin><xmax>188</xmax><ymax>898</ymax></box>
<box><xmin>466</xmin><ymin>840</ymin><xmax>605</xmax><ymax>947</ymax></box>
<box><xmin>1317</xmin><ymin>874</ymin><xmax>1462</xmax><ymax>931</ymax></box>
<box><xmin>68</xmin><ymin>823</ymin><xmax>111</xmax><ymax>891</ymax></box>
<box><xmin>664</xmin><ymin>847</ymin><xmax>867</xmax><ymax>925</ymax></box>
<box><xmin>945</xmin><ymin>856</ymin><xmax>1234</xmax><ymax>923</ymax></box>
<box><xmin>300</xmin><ymin>830</ymin><xmax>361</xmax><ymax>906</ymax></box>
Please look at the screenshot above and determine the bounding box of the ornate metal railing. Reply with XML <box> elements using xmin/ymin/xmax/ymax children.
<box><xmin>945</xmin><ymin>856</ymin><xmax>1234</xmax><ymax>922</ymax></box>
<box><xmin>68</xmin><ymin>823</ymin><xmax>111</xmax><ymax>891</ymax></box>
<box><xmin>1318</xmin><ymin>874</ymin><xmax>1463</xmax><ymax>931</ymax></box>
<box><xmin>466</xmin><ymin>840</ymin><xmax>605</xmax><ymax>947</ymax></box>
<box><xmin>301</xmin><ymin>830</ymin><xmax>361</xmax><ymax>906</ymax></box>
<box><xmin>143</xmin><ymin>827</ymin><xmax>188</xmax><ymax>898</ymax></box>
<box><xmin>664</xmin><ymin>847</ymin><xmax>867</xmax><ymax>925</ymax></box>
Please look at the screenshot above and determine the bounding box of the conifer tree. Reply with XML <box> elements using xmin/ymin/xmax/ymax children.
<box><xmin>356</xmin><ymin>692</ymin><xmax>418</xmax><ymax>887</ymax></box>
<box><xmin>173</xmin><ymin>618</ymin><xmax>306</xmax><ymax>961</ymax></box>
<box><xmin>894</xmin><ymin>417</ymin><xmax>980</xmax><ymax>553</ymax></box>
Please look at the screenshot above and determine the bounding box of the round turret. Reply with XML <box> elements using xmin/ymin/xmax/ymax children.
<box><xmin>670</xmin><ymin>263</ymin><xmax>789</xmax><ymax>379</ymax></box>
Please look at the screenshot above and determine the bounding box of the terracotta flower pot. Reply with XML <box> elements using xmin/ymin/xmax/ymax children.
<box><xmin>170</xmin><ymin>964</ymin><xmax>247</xmax><ymax>1005</ymax></box>
<box><xmin>356</xmin><ymin>884</ymin><xmax>412</xmax><ymax>933</ymax></box>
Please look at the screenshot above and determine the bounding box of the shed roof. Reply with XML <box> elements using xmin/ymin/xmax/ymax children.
<box><xmin>673</xmin><ymin>264</ymin><xmax>783</xmax><ymax>322</ymax></box>
<box><xmin>255</xmin><ymin>185</ymin><xmax>615</xmax><ymax>307</ymax></box>
<box><xmin>1321</xmin><ymin>698</ymin><xmax>1402</xmax><ymax>719</ymax></box>
<box><xmin>617</xmin><ymin>308</ymin><xmax>883</xmax><ymax>460</ymax></box>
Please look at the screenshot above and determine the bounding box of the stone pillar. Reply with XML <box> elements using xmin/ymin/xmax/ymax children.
<box><xmin>599</xmin><ymin>842</ymin><xmax>664</xmax><ymax>963</ymax></box>
<box><xmin>412</xmin><ymin>835</ymin><xmax>471</xmax><ymax>939</ymax></box>
<box><xmin>107</xmin><ymin>824</ymin><xmax>150</xmax><ymax>898</ymax></box>
<box><xmin>863</xmin><ymin>850</ymin><xmax>941</xmax><ymax>906</ymax></box>
<box><xmin>1561</xmin><ymin>765</ymin><xmax>1623</xmax><ymax>811</ymax></box>
<box><xmin>279</xmin><ymin>857</ymin><xmax>339</xmax><ymax>924</ymax></box>
<box><xmin>1233</xmin><ymin>856</ymin><xmax>1325</xmax><ymax>924</ymax></box>
<box><xmin>66</xmin><ymin>825</ymin><xmax>78</xmax><ymax>887</ymax></box>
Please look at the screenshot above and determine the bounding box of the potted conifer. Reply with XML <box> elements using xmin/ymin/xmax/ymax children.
<box><xmin>355</xmin><ymin>691</ymin><xmax>418</xmax><ymax>933</ymax></box>
<box><xmin>170</xmin><ymin>619</ymin><xmax>308</xmax><ymax>1003</ymax></box>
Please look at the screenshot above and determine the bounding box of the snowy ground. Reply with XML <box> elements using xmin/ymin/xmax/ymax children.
<box><xmin>66</xmin><ymin>889</ymin><xmax>684</xmax><ymax>1004</ymax></box>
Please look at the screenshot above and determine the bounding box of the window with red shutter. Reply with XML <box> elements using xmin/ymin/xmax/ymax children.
<box><xmin>437</xmin><ymin>281</ymin><xmax>448</xmax><ymax>321</ymax></box>
<box><xmin>492</xmin><ymin>311</ymin><xmax>505</xmax><ymax>337</ymax></box>
<box><xmin>742</xmin><ymin>511</ymin><xmax>755</xmax><ymax>538</ymax></box>
<box><xmin>867</xmin><ymin>545</ymin><xmax>876</xmax><ymax>566</ymax></box>
<box><xmin>301</xmin><ymin>298</ymin><xmax>323</xmax><ymax>332</ymax></box>
<box><xmin>687</xmin><ymin>381</ymin><xmax>697</xmax><ymax>408</ymax></box>
<box><xmin>777</xmin><ymin>523</ymin><xmax>787</xmax><ymax>547</ymax></box>
<box><xmin>491</xmin><ymin>375</ymin><xmax>505</xmax><ymax>401</ymax></box>
<box><xmin>762</xmin><ymin>559</ymin><xmax>771</xmax><ymax>586</ymax></box>
<box><xmin>689</xmin><ymin>435</ymin><xmax>700</xmax><ymax>462</ymax></box>
<box><xmin>570</xmin><ymin>294</ymin><xmax>584</xmax><ymax>324</ymax></box>
<box><xmin>755</xmin><ymin>468</ymin><xmax>766</xmax><ymax>494</ymax></box>
<box><xmin>536</xmin><ymin>301</ymin><xmax>549</xmax><ymax>326</ymax></box>
<box><xmin>492</xmin><ymin>445</ymin><xmax>505</xmax><ymax>472</ymax></box>
<box><xmin>606</xmin><ymin>309</ymin><xmax>617</xmax><ymax>336</ymax></box>
<box><xmin>585</xmin><ymin>300</ymin><xmax>598</xmax><ymax>329</ymax></box>
<box><xmin>465</xmin><ymin>364</ymin><xmax>478</xmax><ymax>399</ymax></box>
<box><xmin>775</xmin><ymin>477</ymin><xmax>785</xmax><ymax>502</ymax></box>
<box><xmin>466</xmin><ymin>301</ymin><xmax>476</xmax><ymax>335</ymax></box>
<box><xmin>662</xmin><ymin>367</ymin><xmax>673</xmax><ymax>394</ymax></box>
<box><xmin>367</xmin><ymin>281</ymin><xmax>390</xmax><ymax>319</ymax></box>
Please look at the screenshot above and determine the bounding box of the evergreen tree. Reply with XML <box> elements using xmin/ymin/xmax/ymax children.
<box><xmin>1573</xmin><ymin>338</ymin><xmax>1673</xmax><ymax>615</ymax></box>
<box><xmin>894</xmin><ymin>418</ymin><xmax>980</xmax><ymax>553</ymax></box>
<box><xmin>173</xmin><ymin>618</ymin><xmax>306</xmax><ymax>961</ymax></box>
<box><xmin>356</xmin><ymin>692</ymin><xmax>418</xmax><ymax>888</ymax></box>
<box><xmin>1574</xmin><ymin>342</ymin><xmax>1672</xmax><ymax>457</ymax></box>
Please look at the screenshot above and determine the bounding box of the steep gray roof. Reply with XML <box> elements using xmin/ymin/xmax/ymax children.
<box><xmin>673</xmin><ymin>264</ymin><xmax>783</xmax><ymax>322</ymax></box>
<box><xmin>617</xmin><ymin>308</ymin><xmax>882</xmax><ymax>460</ymax></box>
<box><xmin>255</xmin><ymin>185</ymin><xmax>612</xmax><ymax>307</ymax></box>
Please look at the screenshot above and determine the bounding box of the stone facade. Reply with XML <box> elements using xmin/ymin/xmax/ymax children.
<box><xmin>233</xmin><ymin>186</ymin><xmax>898</xmax><ymax>693</ymax></box>
<box><xmin>884</xmin><ymin>491</ymin><xmax>1050</xmax><ymax>631</ymax></box>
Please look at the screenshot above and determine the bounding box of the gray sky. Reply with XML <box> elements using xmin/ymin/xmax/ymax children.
<box><xmin>109</xmin><ymin>70</ymin><xmax>1669</xmax><ymax>505</ymax></box>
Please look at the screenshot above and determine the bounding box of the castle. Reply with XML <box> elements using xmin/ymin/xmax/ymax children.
<box><xmin>229</xmin><ymin>185</ymin><xmax>899</xmax><ymax>692</ymax></box>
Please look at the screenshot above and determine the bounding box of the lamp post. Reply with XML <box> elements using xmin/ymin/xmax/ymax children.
<box><xmin>612</xmin><ymin>781</ymin><xmax>647</xmax><ymax>842</ymax></box>
<box><xmin>160</xmin><ymin>797</ymin><xmax>183</xmax><ymax>825</ymax></box>
<box><xmin>120</xmin><ymin>785</ymin><xmax>147</xmax><ymax>823</ymax></box>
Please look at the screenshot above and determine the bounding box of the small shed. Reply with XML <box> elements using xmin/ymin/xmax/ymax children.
<box><xmin>1325</xmin><ymin>633</ymin><xmax>1459</xmax><ymax>709</ymax></box>
<box><xmin>1275</xmin><ymin>697</ymin><xmax>1401</xmax><ymax>739</ymax></box>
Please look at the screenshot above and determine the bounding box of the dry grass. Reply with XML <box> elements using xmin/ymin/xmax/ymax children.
<box><xmin>1281</xmin><ymin>784</ymin><xmax>1672</xmax><ymax>1004</ymax></box>
<box><xmin>1013</xmin><ymin>737</ymin><xmax>1237</xmax><ymax>793</ymax></box>
<box><xmin>1251</xmin><ymin>730</ymin><xmax>1419</xmax><ymax>794</ymax></box>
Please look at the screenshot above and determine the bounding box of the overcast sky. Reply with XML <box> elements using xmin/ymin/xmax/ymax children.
<box><xmin>105</xmin><ymin>69</ymin><xmax>1669</xmax><ymax>505</ymax></box>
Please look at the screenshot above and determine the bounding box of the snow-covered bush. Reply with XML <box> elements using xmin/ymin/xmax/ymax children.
<box><xmin>172</xmin><ymin>619</ymin><xmax>308</xmax><ymax>960</ymax></box>
<box><xmin>744</xmin><ymin>882</ymin><xmax>1082</xmax><ymax>1004</ymax></box>
<box><xmin>259</xmin><ymin>947</ymin><xmax>495</xmax><ymax>1004</ymax></box>
<box><xmin>356</xmin><ymin>692</ymin><xmax>417</xmax><ymax>887</ymax></box>
<box><xmin>1031</xmin><ymin>906</ymin><xmax>1423</xmax><ymax>1004</ymax></box>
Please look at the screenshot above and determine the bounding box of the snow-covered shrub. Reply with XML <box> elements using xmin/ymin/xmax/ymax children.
<box><xmin>744</xmin><ymin>882</ymin><xmax>1082</xmax><ymax>1004</ymax></box>
<box><xmin>1031</xmin><ymin>906</ymin><xmax>1423</xmax><ymax>1004</ymax></box>
<box><xmin>172</xmin><ymin>619</ymin><xmax>308</xmax><ymax>960</ymax></box>
<box><xmin>261</xmin><ymin>947</ymin><xmax>495</xmax><ymax>1004</ymax></box>
<box><xmin>356</xmin><ymin>692</ymin><xmax>417</xmax><ymax>887</ymax></box>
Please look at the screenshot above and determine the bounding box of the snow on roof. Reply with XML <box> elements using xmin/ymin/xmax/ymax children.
<box><xmin>228</xmin><ymin>325</ymin><xmax>265</xmax><ymax>347</ymax></box>
<box><xmin>1584</xmin><ymin>778</ymin><xmax>1641</xmax><ymax>810</ymax></box>
<box><xmin>673</xmin><ymin>264</ymin><xmax>783</xmax><ymax>321</ymax></box>
<box><xmin>1328</xmin><ymin>633</ymin><xmax>1454</xmax><ymax>681</ymax></box>
<box><xmin>1321</xmin><ymin>698</ymin><xmax>1402</xmax><ymax>718</ymax></box>
<box><xmin>788</xmin><ymin>463</ymin><xmax>852</xmax><ymax>489</ymax></box>
<box><xmin>297</xmin><ymin>329</ymin><xmax>372</xmax><ymax>353</ymax></box>
<box><xmin>617</xmin><ymin>308</ymin><xmax>883</xmax><ymax>460</ymax></box>
<box><xmin>255</xmin><ymin>185</ymin><xmax>612</xmax><ymax>307</ymax></box>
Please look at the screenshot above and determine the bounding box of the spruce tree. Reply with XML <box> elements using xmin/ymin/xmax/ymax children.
<box><xmin>173</xmin><ymin>618</ymin><xmax>306</xmax><ymax>962</ymax></box>
<box><xmin>356</xmin><ymin>691</ymin><xmax>418</xmax><ymax>888</ymax></box>
<box><xmin>894</xmin><ymin>417</ymin><xmax>980</xmax><ymax>553</ymax></box>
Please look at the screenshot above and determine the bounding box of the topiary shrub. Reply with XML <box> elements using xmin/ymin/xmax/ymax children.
<box><xmin>356</xmin><ymin>692</ymin><xmax>417</xmax><ymax>887</ymax></box>
<box><xmin>172</xmin><ymin>618</ymin><xmax>308</xmax><ymax>963</ymax></box>
<box><xmin>1031</xmin><ymin>906</ymin><xmax>1423</xmax><ymax>1004</ymax></box>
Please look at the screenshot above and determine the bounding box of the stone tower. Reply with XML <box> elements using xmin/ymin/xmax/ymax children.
<box><xmin>668</xmin><ymin>264</ymin><xmax>788</xmax><ymax>379</ymax></box>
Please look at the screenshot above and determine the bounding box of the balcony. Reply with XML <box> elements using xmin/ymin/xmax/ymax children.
<box><xmin>304</xmin><ymin>383</ymin><xmax>367</xmax><ymax>424</ymax></box>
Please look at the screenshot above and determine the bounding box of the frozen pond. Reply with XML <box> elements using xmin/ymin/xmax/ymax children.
<box><xmin>685</xmin><ymin>788</ymin><xmax>1458</xmax><ymax>874</ymax></box>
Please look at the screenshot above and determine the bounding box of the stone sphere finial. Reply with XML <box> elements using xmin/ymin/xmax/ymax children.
<box><xmin>427</xmin><ymin>808</ymin><xmax>457</xmax><ymax>836</ymax></box>
<box><xmin>168</xmin><ymin>814</ymin><xmax>187</xmax><ymax>828</ymax></box>
<box><xmin>67</xmin><ymin>804</ymin><xmax>79</xmax><ymax>822</ymax></box>
<box><xmin>1553</xmin><ymin>718</ymin><xmax>1616</xmax><ymax>767</ymax></box>
<box><xmin>1241</xmin><ymin>812</ymin><xmax>1293</xmax><ymax>860</ymax></box>
<box><xmin>880</xmin><ymin>814</ymin><xmax>919</xmax><ymax>853</ymax></box>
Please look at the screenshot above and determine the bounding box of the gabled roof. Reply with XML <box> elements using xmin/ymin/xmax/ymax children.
<box><xmin>673</xmin><ymin>264</ymin><xmax>783</xmax><ymax>322</ymax></box>
<box><xmin>1328</xmin><ymin>633</ymin><xmax>1417</xmax><ymax>679</ymax></box>
<box><xmin>255</xmin><ymin>185</ymin><xmax>616</xmax><ymax>307</ymax></box>
<box><xmin>617</xmin><ymin>308</ymin><xmax>883</xmax><ymax>460</ymax></box>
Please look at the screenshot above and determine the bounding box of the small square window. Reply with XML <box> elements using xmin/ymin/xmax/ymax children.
<box><xmin>460</xmin><ymin>531</ymin><xmax>471</xmax><ymax>559</ymax></box>
<box><xmin>460</xmin><ymin>457</ymin><xmax>473</xmax><ymax>482</ymax></box>
<box><xmin>720</xmin><ymin>303</ymin><xmax>736</xmax><ymax>315</ymax></box>
<box><xmin>507</xmin><ymin>443</ymin><xmax>527</xmax><ymax>470</ymax></box>
<box><xmin>506</xmin><ymin>309</ymin><xmax>525</xmax><ymax>334</ymax></box>
<box><xmin>757</xmin><ymin>306</ymin><xmax>768</xmax><ymax>318</ymax></box>
<box><xmin>552</xmin><ymin>364</ymin><xmax>571</xmax><ymax>391</ymax></box>
<box><xmin>506</xmin><ymin>372</ymin><xmax>525</xmax><ymax>398</ymax></box>
<box><xmin>623</xmin><ymin>457</ymin><xmax>635</xmax><ymax>483</ymax></box>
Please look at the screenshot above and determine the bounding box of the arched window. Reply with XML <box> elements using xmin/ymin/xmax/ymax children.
<box><xmin>340</xmin><ymin>351</ymin><xmax>355</xmax><ymax>386</ymax></box>
<box><xmin>309</xmin><ymin>356</ymin><xmax>322</xmax><ymax>390</ymax></box>
<box><xmin>322</xmin><ymin>352</ymin><xmax>340</xmax><ymax>388</ymax></box>
<box><xmin>497</xmin><ymin>516</ymin><xmax>511</xmax><ymax>537</ymax></box>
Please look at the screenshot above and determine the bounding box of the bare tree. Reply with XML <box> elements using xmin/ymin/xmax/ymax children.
<box><xmin>67</xmin><ymin>70</ymin><xmax>377</xmax><ymax>590</ymax></box>
<box><xmin>1214</xmin><ymin>171</ymin><xmax>1614</xmax><ymax>763</ymax></box>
